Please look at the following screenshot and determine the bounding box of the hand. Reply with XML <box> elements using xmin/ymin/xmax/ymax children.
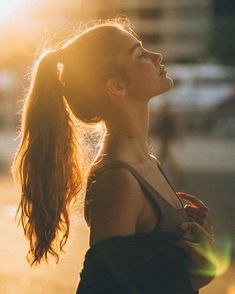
<box><xmin>175</xmin><ymin>192</ymin><xmax>217</xmax><ymax>290</ymax></box>
<box><xmin>176</xmin><ymin>192</ymin><xmax>214</xmax><ymax>240</ymax></box>
<box><xmin>176</xmin><ymin>221</ymin><xmax>215</xmax><ymax>253</ymax></box>
<box><xmin>175</xmin><ymin>221</ymin><xmax>217</xmax><ymax>290</ymax></box>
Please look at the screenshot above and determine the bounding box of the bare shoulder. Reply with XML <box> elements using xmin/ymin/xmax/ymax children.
<box><xmin>88</xmin><ymin>167</ymin><xmax>145</xmax><ymax>246</ymax></box>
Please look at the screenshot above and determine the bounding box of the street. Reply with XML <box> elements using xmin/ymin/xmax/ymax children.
<box><xmin>0</xmin><ymin>133</ymin><xmax>235</xmax><ymax>293</ymax></box>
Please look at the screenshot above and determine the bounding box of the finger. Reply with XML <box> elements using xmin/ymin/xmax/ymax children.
<box><xmin>177</xmin><ymin>192</ymin><xmax>209</xmax><ymax>211</ymax></box>
<box><xmin>177</xmin><ymin>192</ymin><xmax>205</xmax><ymax>207</ymax></box>
<box><xmin>178</xmin><ymin>222</ymin><xmax>204</xmax><ymax>243</ymax></box>
<box><xmin>185</xmin><ymin>209</ymin><xmax>210</xmax><ymax>230</ymax></box>
<box><xmin>179</xmin><ymin>221</ymin><xmax>198</xmax><ymax>231</ymax></box>
<box><xmin>185</xmin><ymin>206</ymin><xmax>211</xmax><ymax>224</ymax></box>
<box><xmin>175</xmin><ymin>239</ymin><xmax>201</xmax><ymax>250</ymax></box>
<box><xmin>179</xmin><ymin>221</ymin><xmax>208</xmax><ymax>235</ymax></box>
<box><xmin>179</xmin><ymin>221</ymin><xmax>212</xmax><ymax>241</ymax></box>
<box><xmin>185</xmin><ymin>210</ymin><xmax>209</xmax><ymax>228</ymax></box>
<box><xmin>184</xmin><ymin>205</ymin><xmax>208</xmax><ymax>218</ymax></box>
<box><xmin>188</xmin><ymin>215</ymin><xmax>205</xmax><ymax>225</ymax></box>
<box><xmin>185</xmin><ymin>207</ymin><xmax>211</xmax><ymax>227</ymax></box>
<box><xmin>186</xmin><ymin>216</ymin><xmax>212</xmax><ymax>236</ymax></box>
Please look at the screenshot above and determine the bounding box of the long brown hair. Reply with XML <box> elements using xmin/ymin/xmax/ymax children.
<box><xmin>11</xmin><ymin>17</ymin><xmax>138</xmax><ymax>266</ymax></box>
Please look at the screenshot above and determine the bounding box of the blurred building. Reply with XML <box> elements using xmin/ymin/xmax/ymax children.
<box><xmin>77</xmin><ymin>0</ymin><xmax>213</xmax><ymax>63</ymax></box>
<box><xmin>213</xmin><ymin>0</ymin><xmax>235</xmax><ymax>65</ymax></box>
<box><xmin>0</xmin><ymin>0</ymin><xmax>214</xmax><ymax>130</ymax></box>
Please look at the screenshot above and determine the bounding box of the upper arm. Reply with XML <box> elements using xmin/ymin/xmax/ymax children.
<box><xmin>89</xmin><ymin>168</ymin><xmax>145</xmax><ymax>246</ymax></box>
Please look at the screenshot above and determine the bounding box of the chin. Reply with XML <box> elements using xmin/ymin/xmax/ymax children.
<box><xmin>165</xmin><ymin>75</ymin><xmax>174</xmax><ymax>90</ymax></box>
<box><xmin>155</xmin><ymin>76</ymin><xmax>174</xmax><ymax>96</ymax></box>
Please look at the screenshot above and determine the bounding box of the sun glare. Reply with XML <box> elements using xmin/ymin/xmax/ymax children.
<box><xmin>0</xmin><ymin>0</ymin><xmax>19</xmax><ymax>24</ymax></box>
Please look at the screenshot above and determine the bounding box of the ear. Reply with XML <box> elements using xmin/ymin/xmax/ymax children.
<box><xmin>105</xmin><ymin>77</ymin><xmax>127</xmax><ymax>97</ymax></box>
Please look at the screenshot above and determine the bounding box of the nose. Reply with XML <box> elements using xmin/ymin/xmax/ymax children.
<box><xmin>152</xmin><ymin>52</ymin><xmax>163</xmax><ymax>65</ymax></box>
<box><xmin>157</xmin><ymin>53</ymin><xmax>163</xmax><ymax>64</ymax></box>
<box><xmin>147</xmin><ymin>50</ymin><xmax>163</xmax><ymax>66</ymax></box>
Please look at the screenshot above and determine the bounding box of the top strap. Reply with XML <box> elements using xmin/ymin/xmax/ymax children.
<box><xmin>86</xmin><ymin>159</ymin><xmax>184</xmax><ymax>210</ymax></box>
<box><xmin>85</xmin><ymin>160</ymin><xmax>152</xmax><ymax>210</ymax></box>
<box><xmin>87</xmin><ymin>160</ymin><xmax>145</xmax><ymax>190</ymax></box>
<box><xmin>88</xmin><ymin>159</ymin><xmax>176</xmax><ymax>194</ymax></box>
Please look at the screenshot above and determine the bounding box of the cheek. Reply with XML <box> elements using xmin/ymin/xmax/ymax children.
<box><xmin>137</xmin><ymin>67</ymin><xmax>161</xmax><ymax>90</ymax></box>
<box><xmin>132</xmin><ymin>65</ymin><xmax>157</xmax><ymax>85</ymax></box>
<box><xmin>126</xmin><ymin>63</ymin><xmax>171</xmax><ymax>97</ymax></box>
<box><xmin>135</xmin><ymin>68</ymin><xmax>173</xmax><ymax>97</ymax></box>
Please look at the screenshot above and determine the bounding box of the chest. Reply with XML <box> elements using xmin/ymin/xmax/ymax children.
<box><xmin>134</xmin><ymin>163</ymin><xmax>182</xmax><ymax>209</ymax></box>
<box><xmin>134</xmin><ymin>165</ymin><xmax>185</xmax><ymax>234</ymax></box>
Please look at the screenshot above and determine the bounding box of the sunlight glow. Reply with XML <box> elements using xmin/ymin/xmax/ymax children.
<box><xmin>190</xmin><ymin>236</ymin><xmax>233</xmax><ymax>278</ymax></box>
<box><xmin>227</xmin><ymin>284</ymin><xmax>235</xmax><ymax>294</ymax></box>
<box><xmin>212</xmin><ymin>237</ymin><xmax>234</xmax><ymax>277</ymax></box>
<box><xmin>0</xmin><ymin>204</ymin><xmax>17</xmax><ymax>219</ymax></box>
<box><xmin>0</xmin><ymin>0</ymin><xmax>18</xmax><ymax>24</ymax></box>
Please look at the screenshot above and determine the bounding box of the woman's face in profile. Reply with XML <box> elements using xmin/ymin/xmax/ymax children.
<box><xmin>116</xmin><ymin>30</ymin><xmax>173</xmax><ymax>101</ymax></box>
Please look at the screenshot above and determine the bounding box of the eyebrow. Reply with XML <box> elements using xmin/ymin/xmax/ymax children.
<box><xmin>129</xmin><ymin>40</ymin><xmax>143</xmax><ymax>55</ymax></box>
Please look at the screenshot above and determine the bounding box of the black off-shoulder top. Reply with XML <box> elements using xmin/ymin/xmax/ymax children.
<box><xmin>76</xmin><ymin>160</ymin><xmax>199</xmax><ymax>294</ymax></box>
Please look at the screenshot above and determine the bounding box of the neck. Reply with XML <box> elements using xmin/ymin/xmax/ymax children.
<box><xmin>96</xmin><ymin>102</ymin><xmax>152</xmax><ymax>164</ymax></box>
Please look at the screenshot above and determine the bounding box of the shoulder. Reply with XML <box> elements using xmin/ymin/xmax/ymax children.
<box><xmin>88</xmin><ymin>167</ymin><xmax>145</xmax><ymax>246</ymax></box>
<box><xmin>89</xmin><ymin>167</ymin><xmax>145</xmax><ymax>211</ymax></box>
<box><xmin>91</xmin><ymin>166</ymin><xmax>142</xmax><ymax>189</ymax></box>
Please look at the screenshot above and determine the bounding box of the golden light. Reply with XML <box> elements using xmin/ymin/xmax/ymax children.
<box><xmin>0</xmin><ymin>0</ymin><xmax>18</xmax><ymax>24</ymax></box>
<box><xmin>227</xmin><ymin>284</ymin><xmax>235</xmax><ymax>294</ymax></box>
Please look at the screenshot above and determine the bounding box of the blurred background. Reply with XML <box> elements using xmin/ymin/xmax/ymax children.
<box><xmin>0</xmin><ymin>0</ymin><xmax>235</xmax><ymax>293</ymax></box>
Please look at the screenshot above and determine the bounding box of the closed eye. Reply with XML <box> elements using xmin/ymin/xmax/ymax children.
<box><xmin>137</xmin><ymin>48</ymin><xmax>147</xmax><ymax>58</ymax></box>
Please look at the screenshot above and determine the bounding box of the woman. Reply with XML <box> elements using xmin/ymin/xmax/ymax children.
<box><xmin>11</xmin><ymin>17</ymin><xmax>216</xmax><ymax>293</ymax></box>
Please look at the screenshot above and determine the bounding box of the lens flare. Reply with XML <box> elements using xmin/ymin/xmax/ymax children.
<box><xmin>190</xmin><ymin>235</ymin><xmax>233</xmax><ymax>278</ymax></box>
<box><xmin>214</xmin><ymin>238</ymin><xmax>233</xmax><ymax>276</ymax></box>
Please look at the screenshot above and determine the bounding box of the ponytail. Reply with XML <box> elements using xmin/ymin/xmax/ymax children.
<box><xmin>11</xmin><ymin>50</ymin><xmax>83</xmax><ymax>266</ymax></box>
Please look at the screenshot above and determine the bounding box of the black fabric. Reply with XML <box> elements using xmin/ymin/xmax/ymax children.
<box><xmin>76</xmin><ymin>231</ymin><xmax>199</xmax><ymax>294</ymax></box>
